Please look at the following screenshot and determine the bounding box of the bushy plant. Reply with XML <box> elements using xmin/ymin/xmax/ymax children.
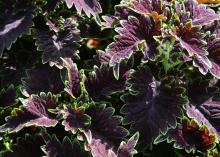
<box><xmin>0</xmin><ymin>0</ymin><xmax>220</xmax><ymax>156</ymax></box>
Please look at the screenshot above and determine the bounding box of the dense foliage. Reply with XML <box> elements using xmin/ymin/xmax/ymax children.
<box><xmin>0</xmin><ymin>0</ymin><xmax>220</xmax><ymax>156</ymax></box>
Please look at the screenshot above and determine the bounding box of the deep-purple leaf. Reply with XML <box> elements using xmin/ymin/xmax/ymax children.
<box><xmin>42</xmin><ymin>133</ymin><xmax>89</xmax><ymax>157</ymax></box>
<box><xmin>35</xmin><ymin>18</ymin><xmax>81</xmax><ymax>69</ymax></box>
<box><xmin>121</xmin><ymin>65</ymin><xmax>188</xmax><ymax>147</ymax></box>
<box><xmin>0</xmin><ymin>86</ymin><xmax>17</xmax><ymax>109</ymax></box>
<box><xmin>1</xmin><ymin>134</ymin><xmax>44</xmax><ymax>157</ymax></box>
<box><xmin>62</xmin><ymin>106</ymin><xmax>91</xmax><ymax>134</ymax></box>
<box><xmin>84</xmin><ymin>59</ymin><xmax>133</xmax><ymax>102</ymax></box>
<box><xmin>83</xmin><ymin>104</ymin><xmax>128</xmax><ymax>157</ymax></box>
<box><xmin>42</xmin><ymin>0</ymin><xmax>60</xmax><ymax>13</ymax></box>
<box><xmin>187</xmin><ymin>77</ymin><xmax>217</xmax><ymax>105</ymax></box>
<box><xmin>22</xmin><ymin>64</ymin><xmax>64</xmax><ymax>97</ymax></box>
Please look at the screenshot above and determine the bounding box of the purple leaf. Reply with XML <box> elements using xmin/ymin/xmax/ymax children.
<box><xmin>184</xmin><ymin>0</ymin><xmax>220</xmax><ymax>25</ymax></box>
<box><xmin>98</xmin><ymin>50</ymin><xmax>111</xmax><ymax>63</ymax></box>
<box><xmin>84</xmin><ymin>59</ymin><xmax>133</xmax><ymax>102</ymax></box>
<box><xmin>114</xmin><ymin>5</ymin><xmax>139</xmax><ymax>21</ymax></box>
<box><xmin>186</xmin><ymin>97</ymin><xmax>220</xmax><ymax>141</ymax></box>
<box><xmin>117</xmin><ymin>132</ymin><xmax>139</xmax><ymax>157</ymax></box>
<box><xmin>102</xmin><ymin>15</ymin><xmax>118</xmax><ymax>28</ymax></box>
<box><xmin>1</xmin><ymin>134</ymin><xmax>44</xmax><ymax>157</ymax></box>
<box><xmin>35</xmin><ymin>18</ymin><xmax>81</xmax><ymax>68</ymax></box>
<box><xmin>127</xmin><ymin>0</ymin><xmax>163</xmax><ymax>13</ymax></box>
<box><xmin>83</xmin><ymin>104</ymin><xmax>128</xmax><ymax>156</ymax></box>
<box><xmin>42</xmin><ymin>133</ymin><xmax>89</xmax><ymax>157</ymax></box>
<box><xmin>155</xmin><ymin>118</ymin><xmax>216</xmax><ymax>152</ymax></box>
<box><xmin>106</xmin><ymin>15</ymin><xmax>159</xmax><ymax>65</ymax></box>
<box><xmin>62</xmin><ymin>106</ymin><xmax>91</xmax><ymax>134</ymax></box>
<box><xmin>22</xmin><ymin>64</ymin><xmax>64</xmax><ymax>97</ymax></box>
<box><xmin>123</xmin><ymin>0</ymin><xmax>167</xmax><ymax>22</ymax></box>
<box><xmin>62</xmin><ymin>58</ymin><xmax>81</xmax><ymax>98</ymax></box>
<box><xmin>203</xmin><ymin>21</ymin><xmax>220</xmax><ymax>37</ymax></box>
<box><xmin>121</xmin><ymin>65</ymin><xmax>188</xmax><ymax>147</ymax></box>
<box><xmin>0</xmin><ymin>1</ymin><xmax>33</xmax><ymax>56</ymax></box>
<box><xmin>171</xmin><ymin>22</ymin><xmax>211</xmax><ymax>75</ymax></box>
<box><xmin>64</xmin><ymin>0</ymin><xmax>102</xmax><ymax>23</ymax></box>
<box><xmin>0</xmin><ymin>93</ymin><xmax>59</xmax><ymax>133</ymax></box>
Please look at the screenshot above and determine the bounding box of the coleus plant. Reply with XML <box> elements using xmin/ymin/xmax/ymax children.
<box><xmin>0</xmin><ymin>0</ymin><xmax>220</xmax><ymax>156</ymax></box>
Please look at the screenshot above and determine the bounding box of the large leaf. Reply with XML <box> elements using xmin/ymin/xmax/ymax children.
<box><xmin>84</xmin><ymin>59</ymin><xmax>133</xmax><ymax>102</ymax></box>
<box><xmin>184</xmin><ymin>0</ymin><xmax>220</xmax><ymax>25</ymax></box>
<box><xmin>0</xmin><ymin>93</ymin><xmax>59</xmax><ymax>133</ymax></box>
<box><xmin>1</xmin><ymin>134</ymin><xmax>44</xmax><ymax>157</ymax></box>
<box><xmin>121</xmin><ymin>65</ymin><xmax>188</xmax><ymax>147</ymax></box>
<box><xmin>0</xmin><ymin>0</ymin><xmax>33</xmax><ymax>56</ymax></box>
<box><xmin>83</xmin><ymin>104</ymin><xmax>128</xmax><ymax>157</ymax></box>
<box><xmin>22</xmin><ymin>64</ymin><xmax>64</xmax><ymax>97</ymax></box>
<box><xmin>64</xmin><ymin>0</ymin><xmax>102</xmax><ymax>23</ymax></box>
<box><xmin>42</xmin><ymin>133</ymin><xmax>90</xmax><ymax>157</ymax></box>
<box><xmin>35</xmin><ymin>18</ymin><xmax>81</xmax><ymax>69</ymax></box>
<box><xmin>106</xmin><ymin>15</ymin><xmax>159</xmax><ymax>65</ymax></box>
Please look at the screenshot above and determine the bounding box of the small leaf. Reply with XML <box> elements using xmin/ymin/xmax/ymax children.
<box><xmin>62</xmin><ymin>106</ymin><xmax>91</xmax><ymax>134</ymax></box>
<box><xmin>62</xmin><ymin>58</ymin><xmax>81</xmax><ymax>98</ymax></box>
<box><xmin>117</xmin><ymin>132</ymin><xmax>139</xmax><ymax>157</ymax></box>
